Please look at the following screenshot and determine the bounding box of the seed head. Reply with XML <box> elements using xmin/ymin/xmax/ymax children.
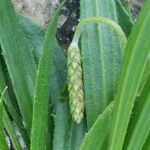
<box><xmin>68</xmin><ymin>45</ymin><xmax>84</xmax><ymax>123</ymax></box>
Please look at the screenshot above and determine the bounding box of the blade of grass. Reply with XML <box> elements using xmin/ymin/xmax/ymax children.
<box><xmin>109</xmin><ymin>1</ymin><xmax>150</xmax><ymax>149</ymax></box>
<box><xmin>0</xmin><ymin>0</ymin><xmax>37</xmax><ymax>134</ymax></box>
<box><xmin>53</xmin><ymin>99</ymin><xmax>72</xmax><ymax>150</ymax></box>
<box><xmin>81</xmin><ymin>101</ymin><xmax>114</xmax><ymax>150</ymax></box>
<box><xmin>0</xmin><ymin>53</ymin><xmax>30</xmax><ymax>148</ymax></box>
<box><xmin>52</xmin><ymin>42</ymin><xmax>72</xmax><ymax>150</ymax></box>
<box><xmin>18</xmin><ymin>10</ymin><xmax>76</xmax><ymax>150</ymax></box>
<box><xmin>0</xmin><ymin>64</ymin><xmax>23</xmax><ymax>149</ymax></box>
<box><xmin>142</xmin><ymin>133</ymin><xmax>150</xmax><ymax>150</ymax></box>
<box><xmin>3</xmin><ymin>108</ymin><xmax>22</xmax><ymax>150</ymax></box>
<box><xmin>0</xmin><ymin>88</ymin><xmax>9</xmax><ymax>150</ymax></box>
<box><xmin>123</xmin><ymin>75</ymin><xmax>150</xmax><ymax>150</ymax></box>
<box><xmin>80</xmin><ymin>0</ymin><xmax>125</xmax><ymax>128</ymax></box>
<box><xmin>30</xmin><ymin>1</ymin><xmax>66</xmax><ymax>149</ymax></box>
<box><xmin>18</xmin><ymin>15</ymin><xmax>46</xmax><ymax>63</ymax></box>
<box><xmin>116</xmin><ymin>0</ymin><xmax>133</xmax><ymax>37</ymax></box>
<box><xmin>137</xmin><ymin>58</ymin><xmax>150</xmax><ymax>96</ymax></box>
<box><xmin>120</xmin><ymin>0</ymin><xmax>131</xmax><ymax>14</ymax></box>
<box><xmin>68</xmin><ymin>120</ymin><xmax>86</xmax><ymax>150</ymax></box>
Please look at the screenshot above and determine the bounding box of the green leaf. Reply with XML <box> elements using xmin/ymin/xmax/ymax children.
<box><xmin>80</xmin><ymin>0</ymin><xmax>124</xmax><ymax>128</ymax></box>
<box><xmin>54</xmin><ymin>90</ymin><xmax>86</xmax><ymax>150</ymax></box>
<box><xmin>109</xmin><ymin>1</ymin><xmax>150</xmax><ymax>149</ymax></box>
<box><xmin>30</xmin><ymin>1</ymin><xmax>66</xmax><ymax>149</ymax></box>
<box><xmin>116</xmin><ymin>0</ymin><xmax>133</xmax><ymax>37</ymax></box>
<box><xmin>68</xmin><ymin>120</ymin><xmax>86</xmax><ymax>150</ymax></box>
<box><xmin>80</xmin><ymin>101</ymin><xmax>114</xmax><ymax>150</ymax></box>
<box><xmin>137</xmin><ymin>58</ymin><xmax>150</xmax><ymax>96</ymax></box>
<box><xmin>3</xmin><ymin>108</ymin><xmax>22</xmax><ymax>150</ymax></box>
<box><xmin>0</xmin><ymin>0</ymin><xmax>37</xmax><ymax>134</ymax></box>
<box><xmin>0</xmin><ymin>53</ymin><xmax>30</xmax><ymax>148</ymax></box>
<box><xmin>0</xmin><ymin>88</ymin><xmax>9</xmax><ymax>150</ymax></box>
<box><xmin>123</xmin><ymin>76</ymin><xmax>150</xmax><ymax>150</ymax></box>
<box><xmin>18</xmin><ymin>15</ymin><xmax>46</xmax><ymax>63</ymax></box>
<box><xmin>18</xmin><ymin>8</ymin><xmax>74</xmax><ymax>150</ymax></box>
<box><xmin>53</xmin><ymin>100</ymin><xmax>72</xmax><ymax>150</ymax></box>
<box><xmin>120</xmin><ymin>0</ymin><xmax>132</xmax><ymax>14</ymax></box>
<box><xmin>52</xmin><ymin>44</ymin><xmax>72</xmax><ymax>150</ymax></box>
<box><xmin>143</xmin><ymin>133</ymin><xmax>150</xmax><ymax>150</ymax></box>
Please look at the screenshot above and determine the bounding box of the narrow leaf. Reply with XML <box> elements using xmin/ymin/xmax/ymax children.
<box><xmin>81</xmin><ymin>101</ymin><xmax>114</xmax><ymax>150</ymax></box>
<box><xmin>0</xmin><ymin>0</ymin><xmax>36</xmax><ymax>133</ymax></box>
<box><xmin>3</xmin><ymin>108</ymin><xmax>22</xmax><ymax>150</ymax></box>
<box><xmin>109</xmin><ymin>1</ymin><xmax>150</xmax><ymax>149</ymax></box>
<box><xmin>68</xmin><ymin>120</ymin><xmax>86</xmax><ymax>150</ymax></box>
<box><xmin>30</xmin><ymin>1</ymin><xmax>66</xmax><ymax>149</ymax></box>
<box><xmin>137</xmin><ymin>58</ymin><xmax>150</xmax><ymax>96</ymax></box>
<box><xmin>143</xmin><ymin>133</ymin><xmax>150</xmax><ymax>150</ymax></box>
<box><xmin>0</xmin><ymin>88</ymin><xmax>9</xmax><ymax>150</ymax></box>
<box><xmin>125</xmin><ymin>76</ymin><xmax>150</xmax><ymax>150</ymax></box>
<box><xmin>0</xmin><ymin>53</ymin><xmax>30</xmax><ymax>148</ymax></box>
<box><xmin>116</xmin><ymin>0</ymin><xmax>133</xmax><ymax>37</ymax></box>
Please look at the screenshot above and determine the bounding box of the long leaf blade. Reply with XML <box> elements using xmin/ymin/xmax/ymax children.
<box><xmin>115</xmin><ymin>0</ymin><xmax>133</xmax><ymax>37</ymax></box>
<box><xmin>109</xmin><ymin>1</ymin><xmax>150</xmax><ymax>149</ymax></box>
<box><xmin>3</xmin><ymin>108</ymin><xmax>22</xmax><ymax>150</ymax></box>
<box><xmin>81</xmin><ymin>101</ymin><xmax>114</xmax><ymax>150</ymax></box>
<box><xmin>0</xmin><ymin>53</ymin><xmax>30</xmax><ymax>148</ymax></box>
<box><xmin>0</xmin><ymin>88</ymin><xmax>9</xmax><ymax>150</ymax></box>
<box><xmin>0</xmin><ymin>0</ymin><xmax>36</xmax><ymax>133</ymax></box>
<box><xmin>30</xmin><ymin>1</ymin><xmax>66</xmax><ymax>149</ymax></box>
<box><xmin>125</xmin><ymin>76</ymin><xmax>150</xmax><ymax>150</ymax></box>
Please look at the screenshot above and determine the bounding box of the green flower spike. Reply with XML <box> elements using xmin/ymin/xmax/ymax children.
<box><xmin>68</xmin><ymin>42</ymin><xmax>84</xmax><ymax>123</ymax></box>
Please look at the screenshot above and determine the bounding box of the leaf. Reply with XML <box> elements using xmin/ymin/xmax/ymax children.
<box><xmin>0</xmin><ymin>0</ymin><xmax>37</xmax><ymax>134</ymax></box>
<box><xmin>123</xmin><ymin>75</ymin><xmax>150</xmax><ymax>150</ymax></box>
<box><xmin>80</xmin><ymin>0</ymin><xmax>124</xmax><ymax>128</ymax></box>
<box><xmin>53</xmin><ymin>100</ymin><xmax>72</xmax><ymax>150</ymax></box>
<box><xmin>30</xmin><ymin>1</ymin><xmax>66</xmax><ymax>149</ymax></box>
<box><xmin>52</xmin><ymin>44</ymin><xmax>72</xmax><ymax>150</ymax></box>
<box><xmin>18</xmin><ymin>8</ymin><xmax>75</xmax><ymax>150</ymax></box>
<box><xmin>80</xmin><ymin>101</ymin><xmax>114</xmax><ymax>150</ymax></box>
<box><xmin>3</xmin><ymin>108</ymin><xmax>22</xmax><ymax>150</ymax></box>
<box><xmin>137</xmin><ymin>58</ymin><xmax>150</xmax><ymax>96</ymax></box>
<box><xmin>0</xmin><ymin>52</ymin><xmax>30</xmax><ymax>148</ymax></box>
<box><xmin>116</xmin><ymin>0</ymin><xmax>133</xmax><ymax>37</ymax></box>
<box><xmin>68</xmin><ymin>120</ymin><xmax>86</xmax><ymax>150</ymax></box>
<box><xmin>18</xmin><ymin>15</ymin><xmax>46</xmax><ymax>63</ymax></box>
<box><xmin>109</xmin><ymin>1</ymin><xmax>150</xmax><ymax>149</ymax></box>
<box><xmin>0</xmin><ymin>88</ymin><xmax>9</xmax><ymax>150</ymax></box>
<box><xmin>120</xmin><ymin>0</ymin><xmax>132</xmax><ymax>14</ymax></box>
<box><xmin>142</xmin><ymin>133</ymin><xmax>150</xmax><ymax>150</ymax></box>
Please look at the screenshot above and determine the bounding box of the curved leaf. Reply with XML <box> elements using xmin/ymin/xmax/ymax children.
<box><xmin>30</xmin><ymin>1</ymin><xmax>66</xmax><ymax>149</ymax></box>
<box><xmin>115</xmin><ymin>0</ymin><xmax>133</xmax><ymax>37</ymax></box>
<box><xmin>80</xmin><ymin>0</ymin><xmax>124</xmax><ymax>128</ymax></box>
<box><xmin>125</xmin><ymin>76</ymin><xmax>150</xmax><ymax>150</ymax></box>
<box><xmin>109</xmin><ymin>1</ymin><xmax>150</xmax><ymax>149</ymax></box>
<box><xmin>81</xmin><ymin>101</ymin><xmax>114</xmax><ymax>150</ymax></box>
<box><xmin>0</xmin><ymin>0</ymin><xmax>36</xmax><ymax>134</ymax></box>
<box><xmin>0</xmin><ymin>88</ymin><xmax>9</xmax><ymax>150</ymax></box>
